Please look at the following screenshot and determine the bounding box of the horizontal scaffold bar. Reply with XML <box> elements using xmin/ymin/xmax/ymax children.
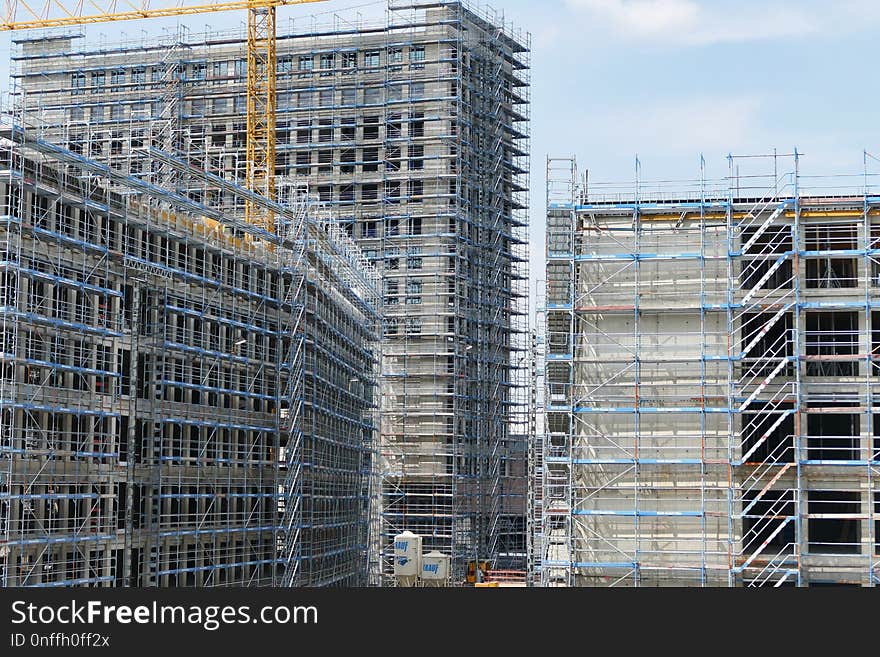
<box><xmin>572</xmin><ymin>510</ymin><xmax>704</xmax><ymax>517</ymax></box>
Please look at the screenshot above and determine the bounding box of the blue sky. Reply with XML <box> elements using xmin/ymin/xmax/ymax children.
<box><xmin>524</xmin><ymin>0</ymin><xmax>880</xmax><ymax>286</ymax></box>
<box><xmin>1</xmin><ymin>0</ymin><xmax>878</xmax><ymax>295</ymax></box>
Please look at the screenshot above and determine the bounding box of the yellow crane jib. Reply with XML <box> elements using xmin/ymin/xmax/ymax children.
<box><xmin>1</xmin><ymin>0</ymin><xmax>328</xmax><ymax>233</ymax></box>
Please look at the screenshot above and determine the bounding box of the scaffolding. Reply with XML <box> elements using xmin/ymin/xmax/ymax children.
<box><xmin>526</xmin><ymin>278</ymin><xmax>545</xmax><ymax>585</ymax></box>
<box><xmin>11</xmin><ymin>0</ymin><xmax>530</xmax><ymax>583</ymax></box>
<box><xmin>542</xmin><ymin>152</ymin><xmax>880</xmax><ymax>587</ymax></box>
<box><xmin>0</xmin><ymin>114</ymin><xmax>380</xmax><ymax>586</ymax></box>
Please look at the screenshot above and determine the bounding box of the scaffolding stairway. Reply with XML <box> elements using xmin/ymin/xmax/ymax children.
<box><xmin>730</xmin><ymin>178</ymin><xmax>800</xmax><ymax>587</ymax></box>
<box><xmin>153</xmin><ymin>39</ymin><xmax>186</xmax><ymax>191</ymax></box>
<box><xmin>278</xmin><ymin>194</ymin><xmax>308</xmax><ymax>587</ymax></box>
<box><xmin>485</xmin><ymin>47</ymin><xmax>512</xmax><ymax>567</ymax></box>
<box><xmin>541</xmin><ymin>156</ymin><xmax>577</xmax><ymax>586</ymax></box>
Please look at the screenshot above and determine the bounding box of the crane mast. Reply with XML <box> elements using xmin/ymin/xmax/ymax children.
<box><xmin>246</xmin><ymin>4</ymin><xmax>277</xmax><ymax>230</ymax></box>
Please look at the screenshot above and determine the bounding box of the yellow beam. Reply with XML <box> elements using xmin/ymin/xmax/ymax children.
<box><xmin>798</xmin><ymin>209</ymin><xmax>880</xmax><ymax>218</ymax></box>
<box><xmin>1</xmin><ymin>0</ymin><xmax>324</xmax><ymax>31</ymax></box>
<box><xmin>606</xmin><ymin>209</ymin><xmax>880</xmax><ymax>223</ymax></box>
<box><xmin>245</xmin><ymin>3</ymin><xmax>276</xmax><ymax>231</ymax></box>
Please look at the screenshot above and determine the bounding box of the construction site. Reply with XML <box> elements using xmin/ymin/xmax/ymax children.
<box><xmin>0</xmin><ymin>0</ymin><xmax>530</xmax><ymax>587</ymax></box>
<box><xmin>538</xmin><ymin>153</ymin><xmax>880</xmax><ymax>587</ymax></box>
<box><xmin>10</xmin><ymin>0</ymin><xmax>877</xmax><ymax>591</ymax></box>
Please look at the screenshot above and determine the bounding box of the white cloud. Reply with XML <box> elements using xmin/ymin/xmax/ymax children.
<box><xmin>570</xmin><ymin>0</ymin><xmax>699</xmax><ymax>36</ymax></box>
<box><xmin>582</xmin><ymin>95</ymin><xmax>765</xmax><ymax>158</ymax></box>
<box><xmin>564</xmin><ymin>0</ymin><xmax>820</xmax><ymax>46</ymax></box>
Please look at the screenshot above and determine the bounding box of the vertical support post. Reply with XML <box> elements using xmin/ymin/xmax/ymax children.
<box><xmin>726</xmin><ymin>152</ymin><xmax>735</xmax><ymax>586</ymax></box>
<box><xmin>246</xmin><ymin>3</ymin><xmax>277</xmax><ymax>230</ymax></box>
<box><xmin>123</xmin><ymin>280</ymin><xmax>141</xmax><ymax>586</ymax></box>
<box><xmin>633</xmin><ymin>155</ymin><xmax>641</xmax><ymax>586</ymax></box>
<box><xmin>865</xmin><ymin>149</ymin><xmax>877</xmax><ymax>586</ymax></box>
<box><xmin>699</xmin><ymin>153</ymin><xmax>708</xmax><ymax>585</ymax></box>
<box><xmin>792</xmin><ymin>147</ymin><xmax>803</xmax><ymax>586</ymax></box>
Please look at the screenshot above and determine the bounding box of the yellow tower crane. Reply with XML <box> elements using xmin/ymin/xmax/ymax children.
<box><xmin>1</xmin><ymin>0</ymin><xmax>327</xmax><ymax>231</ymax></box>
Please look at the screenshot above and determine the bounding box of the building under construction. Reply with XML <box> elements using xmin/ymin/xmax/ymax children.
<box><xmin>11</xmin><ymin>0</ymin><xmax>531</xmax><ymax>580</ymax></box>
<box><xmin>0</xmin><ymin>120</ymin><xmax>381</xmax><ymax>587</ymax></box>
<box><xmin>541</xmin><ymin>153</ymin><xmax>880</xmax><ymax>587</ymax></box>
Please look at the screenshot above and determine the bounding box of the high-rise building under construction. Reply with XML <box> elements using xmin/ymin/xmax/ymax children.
<box><xmin>0</xmin><ymin>122</ymin><xmax>381</xmax><ymax>587</ymax></box>
<box><xmin>13</xmin><ymin>0</ymin><xmax>531</xmax><ymax>580</ymax></box>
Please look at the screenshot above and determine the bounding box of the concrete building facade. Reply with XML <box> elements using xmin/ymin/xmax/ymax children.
<box><xmin>541</xmin><ymin>154</ymin><xmax>880</xmax><ymax>587</ymax></box>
